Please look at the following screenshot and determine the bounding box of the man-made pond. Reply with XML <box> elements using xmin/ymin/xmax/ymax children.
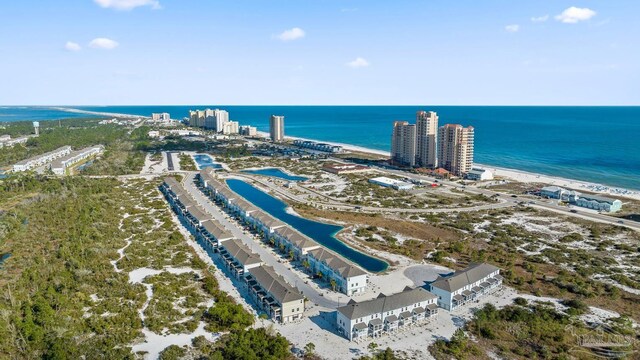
<box><xmin>193</xmin><ymin>154</ymin><xmax>223</xmax><ymax>169</ymax></box>
<box><xmin>242</xmin><ymin>168</ymin><xmax>308</xmax><ymax>181</ymax></box>
<box><xmin>76</xmin><ymin>160</ymin><xmax>94</xmax><ymax>172</ymax></box>
<box><xmin>226</xmin><ymin>179</ymin><xmax>388</xmax><ymax>273</ymax></box>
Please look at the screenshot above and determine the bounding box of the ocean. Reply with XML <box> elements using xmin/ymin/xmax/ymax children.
<box><xmin>1</xmin><ymin>106</ymin><xmax>639</xmax><ymax>190</ymax></box>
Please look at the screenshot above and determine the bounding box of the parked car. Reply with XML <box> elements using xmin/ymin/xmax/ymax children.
<box><xmin>617</xmin><ymin>220</ymin><xmax>624</xmax><ymax>224</ymax></box>
<box><xmin>570</xmin><ymin>209</ymin><xmax>578</xmax><ymax>213</ymax></box>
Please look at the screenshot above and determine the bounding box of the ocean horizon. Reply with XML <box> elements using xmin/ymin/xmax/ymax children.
<box><xmin>1</xmin><ymin>105</ymin><xmax>639</xmax><ymax>191</ymax></box>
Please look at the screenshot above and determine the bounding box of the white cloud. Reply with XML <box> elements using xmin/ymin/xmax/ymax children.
<box><xmin>346</xmin><ymin>57</ymin><xmax>370</xmax><ymax>68</ymax></box>
<box><xmin>94</xmin><ymin>0</ymin><xmax>160</xmax><ymax>11</ymax></box>
<box><xmin>89</xmin><ymin>38</ymin><xmax>119</xmax><ymax>50</ymax></box>
<box><xmin>555</xmin><ymin>7</ymin><xmax>596</xmax><ymax>24</ymax></box>
<box><xmin>276</xmin><ymin>27</ymin><xmax>305</xmax><ymax>41</ymax></box>
<box><xmin>505</xmin><ymin>24</ymin><xmax>520</xmax><ymax>33</ymax></box>
<box><xmin>65</xmin><ymin>41</ymin><xmax>82</xmax><ymax>51</ymax></box>
<box><xmin>531</xmin><ymin>15</ymin><xmax>549</xmax><ymax>23</ymax></box>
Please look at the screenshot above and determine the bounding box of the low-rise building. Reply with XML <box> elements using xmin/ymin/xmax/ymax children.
<box><xmin>322</xmin><ymin>163</ymin><xmax>370</xmax><ymax>175</ymax></box>
<box><xmin>222</xmin><ymin>121</ymin><xmax>240</xmax><ymax>135</ymax></box>
<box><xmin>293</xmin><ymin>140</ymin><xmax>343</xmax><ymax>153</ymax></box>
<box><xmin>49</xmin><ymin>145</ymin><xmax>104</xmax><ymax>175</ymax></box>
<box><xmin>218</xmin><ymin>239</ymin><xmax>263</xmax><ymax>279</ymax></box>
<box><xmin>307</xmin><ymin>247</ymin><xmax>368</xmax><ymax>295</ymax></box>
<box><xmin>575</xmin><ymin>194</ymin><xmax>622</xmax><ymax>213</ymax></box>
<box><xmin>465</xmin><ymin>167</ymin><xmax>493</xmax><ymax>181</ymax></box>
<box><xmin>428</xmin><ymin>263</ymin><xmax>502</xmax><ymax>311</ymax></box>
<box><xmin>369</xmin><ymin>176</ymin><xmax>414</xmax><ymax>190</ymax></box>
<box><xmin>272</xmin><ymin>226</ymin><xmax>321</xmax><ymax>260</ymax></box>
<box><xmin>0</xmin><ymin>135</ymin><xmax>31</xmax><ymax>149</ymax></box>
<box><xmin>12</xmin><ymin>146</ymin><xmax>72</xmax><ymax>172</ymax></box>
<box><xmin>245</xmin><ymin>265</ymin><xmax>305</xmax><ymax>323</ymax></box>
<box><xmin>336</xmin><ymin>287</ymin><xmax>438</xmax><ymax>341</ymax></box>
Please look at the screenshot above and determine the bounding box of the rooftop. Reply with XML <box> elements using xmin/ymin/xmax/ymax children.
<box><xmin>337</xmin><ymin>287</ymin><xmax>437</xmax><ymax>320</ymax></box>
<box><xmin>221</xmin><ymin>239</ymin><xmax>262</xmax><ymax>266</ymax></box>
<box><xmin>430</xmin><ymin>263</ymin><xmax>500</xmax><ymax>293</ymax></box>
<box><xmin>308</xmin><ymin>247</ymin><xmax>367</xmax><ymax>279</ymax></box>
<box><xmin>249</xmin><ymin>265</ymin><xmax>304</xmax><ymax>304</ymax></box>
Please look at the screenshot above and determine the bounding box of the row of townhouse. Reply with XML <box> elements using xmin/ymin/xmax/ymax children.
<box><xmin>49</xmin><ymin>145</ymin><xmax>104</xmax><ymax>175</ymax></box>
<box><xmin>428</xmin><ymin>263</ymin><xmax>503</xmax><ymax>311</ymax></box>
<box><xmin>12</xmin><ymin>146</ymin><xmax>72</xmax><ymax>172</ymax></box>
<box><xmin>306</xmin><ymin>248</ymin><xmax>368</xmax><ymax>296</ymax></box>
<box><xmin>196</xmin><ymin>169</ymin><xmax>369</xmax><ymax>296</ymax></box>
<box><xmin>159</xmin><ymin>177</ymin><xmax>305</xmax><ymax>323</ymax></box>
<box><xmin>336</xmin><ymin>287</ymin><xmax>439</xmax><ymax>342</ymax></box>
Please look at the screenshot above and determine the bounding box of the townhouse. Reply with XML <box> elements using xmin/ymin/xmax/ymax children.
<box><xmin>307</xmin><ymin>248</ymin><xmax>368</xmax><ymax>296</ymax></box>
<box><xmin>245</xmin><ymin>265</ymin><xmax>305</xmax><ymax>323</ymax></box>
<box><xmin>336</xmin><ymin>287</ymin><xmax>438</xmax><ymax>342</ymax></box>
<box><xmin>12</xmin><ymin>146</ymin><xmax>72</xmax><ymax>172</ymax></box>
<box><xmin>428</xmin><ymin>263</ymin><xmax>502</xmax><ymax>311</ymax></box>
<box><xmin>49</xmin><ymin>145</ymin><xmax>104</xmax><ymax>175</ymax></box>
<box><xmin>218</xmin><ymin>238</ymin><xmax>263</xmax><ymax>279</ymax></box>
<box><xmin>160</xmin><ymin>177</ymin><xmax>306</xmax><ymax>324</ymax></box>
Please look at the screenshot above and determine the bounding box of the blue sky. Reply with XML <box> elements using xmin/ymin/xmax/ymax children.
<box><xmin>0</xmin><ymin>0</ymin><xmax>638</xmax><ymax>105</ymax></box>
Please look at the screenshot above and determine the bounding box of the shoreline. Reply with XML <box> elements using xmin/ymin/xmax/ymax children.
<box><xmin>43</xmin><ymin>108</ymin><xmax>640</xmax><ymax>200</ymax></box>
<box><xmin>256</xmin><ymin>132</ymin><xmax>640</xmax><ymax>201</ymax></box>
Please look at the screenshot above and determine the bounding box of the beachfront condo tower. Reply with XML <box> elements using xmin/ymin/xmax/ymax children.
<box><xmin>270</xmin><ymin>115</ymin><xmax>285</xmax><ymax>142</ymax></box>
<box><xmin>437</xmin><ymin>124</ymin><xmax>474</xmax><ymax>177</ymax></box>
<box><xmin>391</xmin><ymin>121</ymin><xmax>416</xmax><ymax>167</ymax></box>
<box><xmin>416</xmin><ymin>111</ymin><xmax>438</xmax><ymax>168</ymax></box>
<box><xmin>189</xmin><ymin>109</ymin><xmax>229</xmax><ymax>132</ymax></box>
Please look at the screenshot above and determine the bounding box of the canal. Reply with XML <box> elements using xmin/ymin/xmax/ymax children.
<box><xmin>241</xmin><ymin>168</ymin><xmax>308</xmax><ymax>182</ymax></box>
<box><xmin>226</xmin><ymin>179</ymin><xmax>388</xmax><ymax>273</ymax></box>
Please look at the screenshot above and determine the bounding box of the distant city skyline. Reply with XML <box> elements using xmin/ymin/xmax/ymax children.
<box><xmin>0</xmin><ymin>1</ymin><xmax>638</xmax><ymax>105</ymax></box>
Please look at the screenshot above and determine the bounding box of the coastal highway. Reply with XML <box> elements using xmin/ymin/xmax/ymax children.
<box><xmin>372</xmin><ymin>166</ymin><xmax>640</xmax><ymax>232</ymax></box>
<box><xmin>180</xmin><ymin>173</ymin><xmax>343</xmax><ymax>309</ymax></box>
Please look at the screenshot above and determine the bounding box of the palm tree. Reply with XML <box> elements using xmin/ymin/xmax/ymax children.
<box><xmin>302</xmin><ymin>259</ymin><xmax>310</xmax><ymax>272</ymax></box>
<box><xmin>288</xmin><ymin>250</ymin><xmax>295</xmax><ymax>260</ymax></box>
<box><xmin>330</xmin><ymin>278</ymin><xmax>337</xmax><ymax>291</ymax></box>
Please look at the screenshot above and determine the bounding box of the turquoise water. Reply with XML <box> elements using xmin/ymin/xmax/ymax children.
<box><xmin>226</xmin><ymin>179</ymin><xmax>388</xmax><ymax>273</ymax></box>
<box><xmin>193</xmin><ymin>154</ymin><xmax>222</xmax><ymax>169</ymax></box>
<box><xmin>2</xmin><ymin>106</ymin><xmax>639</xmax><ymax>190</ymax></box>
<box><xmin>242</xmin><ymin>168</ymin><xmax>308</xmax><ymax>181</ymax></box>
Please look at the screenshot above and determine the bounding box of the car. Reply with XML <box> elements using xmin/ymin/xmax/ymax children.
<box><xmin>570</xmin><ymin>209</ymin><xmax>578</xmax><ymax>213</ymax></box>
<box><xmin>511</xmin><ymin>195</ymin><xmax>518</xmax><ymax>198</ymax></box>
<box><xmin>617</xmin><ymin>220</ymin><xmax>624</xmax><ymax>224</ymax></box>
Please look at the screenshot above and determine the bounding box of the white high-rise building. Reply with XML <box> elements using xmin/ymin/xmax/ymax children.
<box><xmin>152</xmin><ymin>113</ymin><xmax>170</xmax><ymax>121</ymax></box>
<box><xmin>416</xmin><ymin>111</ymin><xmax>438</xmax><ymax>168</ymax></box>
<box><xmin>204</xmin><ymin>109</ymin><xmax>229</xmax><ymax>132</ymax></box>
<box><xmin>270</xmin><ymin>115</ymin><xmax>285</xmax><ymax>142</ymax></box>
<box><xmin>390</xmin><ymin>121</ymin><xmax>416</xmax><ymax>167</ymax></box>
<box><xmin>222</xmin><ymin>121</ymin><xmax>240</xmax><ymax>135</ymax></box>
<box><xmin>437</xmin><ymin>124</ymin><xmax>474</xmax><ymax>177</ymax></box>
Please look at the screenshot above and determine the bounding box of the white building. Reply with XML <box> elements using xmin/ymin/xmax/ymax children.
<box><xmin>369</xmin><ymin>176</ymin><xmax>414</xmax><ymax>190</ymax></box>
<box><xmin>465</xmin><ymin>167</ymin><xmax>493</xmax><ymax>181</ymax></box>
<box><xmin>293</xmin><ymin>140</ymin><xmax>343</xmax><ymax>153</ymax></box>
<box><xmin>336</xmin><ymin>287</ymin><xmax>438</xmax><ymax>341</ymax></box>
<box><xmin>0</xmin><ymin>135</ymin><xmax>30</xmax><ymax>149</ymax></box>
<box><xmin>12</xmin><ymin>146</ymin><xmax>72</xmax><ymax>172</ymax></box>
<box><xmin>151</xmin><ymin>113</ymin><xmax>170</xmax><ymax>121</ymax></box>
<box><xmin>428</xmin><ymin>263</ymin><xmax>502</xmax><ymax>311</ymax></box>
<box><xmin>49</xmin><ymin>145</ymin><xmax>105</xmax><ymax>175</ymax></box>
<box><xmin>270</xmin><ymin>115</ymin><xmax>285</xmax><ymax>142</ymax></box>
<box><xmin>222</xmin><ymin>121</ymin><xmax>240</xmax><ymax>135</ymax></box>
<box><xmin>306</xmin><ymin>247</ymin><xmax>368</xmax><ymax>296</ymax></box>
<box><xmin>240</xmin><ymin>126</ymin><xmax>257</xmax><ymax>136</ymax></box>
<box><xmin>575</xmin><ymin>195</ymin><xmax>622</xmax><ymax>213</ymax></box>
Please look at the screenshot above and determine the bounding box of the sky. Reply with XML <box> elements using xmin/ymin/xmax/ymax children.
<box><xmin>0</xmin><ymin>0</ymin><xmax>638</xmax><ymax>105</ymax></box>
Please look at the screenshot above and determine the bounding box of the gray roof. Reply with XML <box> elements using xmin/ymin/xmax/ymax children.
<box><xmin>221</xmin><ymin>239</ymin><xmax>262</xmax><ymax>266</ymax></box>
<box><xmin>187</xmin><ymin>206</ymin><xmax>210</xmax><ymax>223</ymax></box>
<box><xmin>308</xmin><ymin>247</ymin><xmax>367</xmax><ymax>279</ymax></box>
<box><xmin>249</xmin><ymin>266</ymin><xmax>304</xmax><ymax>305</ymax></box>
<box><xmin>164</xmin><ymin>177</ymin><xmax>182</xmax><ymax>190</ymax></box>
<box><xmin>251</xmin><ymin>210</ymin><xmax>286</xmax><ymax>229</ymax></box>
<box><xmin>234</xmin><ymin>198</ymin><xmax>259</xmax><ymax>214</ymax></box>
<box><xmin>202</xmin><ymin>220</ymin><xmax>234</xmax><ymax>241</ymax></box>
<box><xmin>275</xmin><ymin>226</ymin><xmax>319</xmax><ymax>250</ymax></box>
<box><xmin>177</xmin><ymin>193</ymin><xmax>195</xmax><ymax>208</ymax></box>
<box><xmin>430</xmin><ymin>263</ymin><xmax>500</xmax><ymax>293</ymax></box>
<box><xmin>385</xmin><ymin>315</ymin><xmax>398</xmax><ymax>322</ymax></box>
<box><xmin>337</xmin><ymin>287</ymin><xmax>437</xmax><ymax>320</ymax></box>
<box><xmin>15</xmin><ymin>146</ymin><xmax>71</xmax><ymax>165</ymax></box>
<box><xmin>577</xmin><ymin>194</ymin><xmax>620</xmax><ymax>204</ymax></box>
<box><xmin>50</xmin><ymin>146</ymin><xmax>103</xmax><ymax>169</ymax></box>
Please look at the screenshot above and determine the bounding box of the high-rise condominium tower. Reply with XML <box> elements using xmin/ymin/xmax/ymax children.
<box><xmin>416</xmin><ymin>111</ymin><xmax>438</xmax><ymax>168</ymax></box>
<box><xmin>204</xmin><ymin>109</ymin><xmax>229</xmax><ymax>132</ymax></box>
<box><xmin>270</xmin><ymin>115</ymin><xmax>285</xmax><ymax>142</ymax></box>
<box><xmin>437</xmin><ymin>124</ymin><xmax>474</xmax><ymax>176</ymax></box>
<box><xmin>391</xmin><ymin>121</ymin><xmax>416</xmax><ymax>167</ymax></box>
